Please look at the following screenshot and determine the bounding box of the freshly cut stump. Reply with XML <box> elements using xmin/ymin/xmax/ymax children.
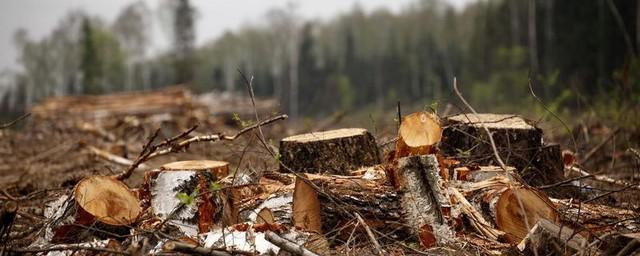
<box><xmin>48</xmin><ymin>176</ymin><xmax>141</xmax><ymax>243</ymax></box>
<box><xmin>464</xmin><ymin>176</ymin><xmax>559</xmax><ymax>244</ymax></box>
<box><xmin>395</xmin><ymin>112</ymin><xmax>442</xmax><ymax>159</ymax></box>
<box><xmin>442</xmin><ymin>114</ymin><xmax>541</xmax><ymax>169</ymax></box>
<box><xmin>279</xmin><ymin>128</ymin><xmax>380</xmax><ymax>175</ymax></box>
<box><xmin>74</xmin><ymin>176</ymin><xmax>142</xmax><ymax>226</ymax></box>
<box><xmin>142</xmin><ymin>160</ymin><xmax>229</xmax><ymax>236</ymax></box>
<box><xmin>396</xmin><ymin>155</ymin><xmax>452</xmax><ymax>247</ymax></box>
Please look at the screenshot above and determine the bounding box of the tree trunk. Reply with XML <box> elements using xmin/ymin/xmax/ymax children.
<box><xmin>395</xmin><ymin>155</ymin><xmax>452</xmax><ymax>247</ymax></box>
<box><xmin>279</xmin><ymin>128</ymin><xmax>381</xmax><ymax>175</ymax></box>
<box><xmin>528</xmin><ymin>0</ymin><xmax>539</xmax><ymax>75</ymax></box>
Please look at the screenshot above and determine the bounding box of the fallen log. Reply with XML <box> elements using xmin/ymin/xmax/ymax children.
<box><xmin>396</xmin><ymin>155</ymin><xmax>453</xmax><ymax>247</ymax></box>
<box><xmin>141</xmin><ymin>160</ymin><xmax>229</xmax><ymax>236</ymax></box>
<box><xmin>463</xmin><ymin>176</ymin><xmax>559</xmax><ymax>244</ymax></box>
<box><xmin>279</xmin><ymin>128</ymin><xmax>381</xmax><ymax>175</ymax></box>
<box><xmin>395</xmin><ymin>112</ymin><xmax>442</xmax><ymax>159</ymax></box>
<box><xmin>303</xmin><ymin>173</ymin><xmax>405</xmax><ymax>238</ymax></box>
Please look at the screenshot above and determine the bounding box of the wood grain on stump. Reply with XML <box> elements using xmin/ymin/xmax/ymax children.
<box><xmin>396</xmin><ymin>112</ymin><xmax>442</xmax><ymax>159</ymax></box>
<box><xmin>74</xmin><ymin>175</ymin><xmax>141</xmax><ymax>226</ymax></box>
<box><xmin>279</xmin><ymin>128</ymin><xmax>380</xmax><ymax>175</ymax></box>
<box><xmin>464</xmin><ymin>176</ymin><xmax>559</xmax><ymax>244</ymax></box>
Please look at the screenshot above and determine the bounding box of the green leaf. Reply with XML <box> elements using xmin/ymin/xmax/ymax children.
<box><xmin>274</xmin><ymin>152</ymin><xmax>281</xmax><ymax>162</ymax></box>
<box><xmin>210</xmin><ymin>181</ymin><xmax>222</xmax><ymax>192</ymax></box>
<box><xmin>176</xmin><ymin>192</ymin><xmax>193</xmax><ymax>206</ymax></box>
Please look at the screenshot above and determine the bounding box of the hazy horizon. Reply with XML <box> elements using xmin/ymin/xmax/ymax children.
<box><xmin>0</xmin><ymin>0</ymin><xmax>474</xmax><ymax>72</ymax></box>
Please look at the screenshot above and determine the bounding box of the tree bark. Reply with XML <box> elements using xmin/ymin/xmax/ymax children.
<box><xmin>395</xmin><ymin>155</ymin><xmax>452</xmax><ymax>247</ymax></box>
<box><xmin>279</xmin><ymin>128</ymin><xmax>380</xmax><ymax>175</ymax></box>
<box><xmin>141</xmin><ymin>160</ymin><xmax>229</xmax><ymax>236</ymax></box>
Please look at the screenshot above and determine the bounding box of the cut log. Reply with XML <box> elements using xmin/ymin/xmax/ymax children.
<box><xmin>292</xmin><ymin>175</ymin><xmax>322</xmax><ymax>233</ymax></box>
<box><xmin>74</xmin><ymin>176</ymin><xmax>142</xmax><ymax>226</ymax></box>
<box><xmin>395</xmin><ymin>112</ymin><xmax>442</xmax><ymax>159</ymax></box>
<box><xmin>304</xmin><ymin>172</ymin><xmax>406</xmax><ymax>239</ymax></box>
<box><xmin>279</xmin><ymin>128</ymin><xmax>380</xmax><ymax>175</ymax></box>
<box><xmin>142</xmin><ymin>160</ymin><xmax>229</xmax><ymax>236</ymax></box>
<box><xmin>464</xmin><ymin>176</ymin><xmax>559</xmax><ymax>244</ymax></box>
<box><xmin>516</xmin><ymin>219</ymin><xmax>592</xmax><ymax>255</ymax></box>
<box><xmin>396</xmin><ymin>155</ymin><xmax>453</xmax><ymax>247</ymax></box>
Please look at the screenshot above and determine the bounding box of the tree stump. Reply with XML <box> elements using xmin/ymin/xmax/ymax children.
<box><xmin>48</xmin><ymin>176</ymin><xmax>142</xmax><ymax>243</ymax></box>
<box><xmin>395</xmin><ymin>112</ymin><xmax>442</xmax><ymax>159</ymax></box>
<box><xmin>464</xmin><ymin>176</ymin><xmax>559</xmax><ymax>244</ymax></box>
<box><xmin>142</xmin><ymin>160</ymin><xmax>229</xmax><ymax>236</ymax></box>
<box><xmin>396</xmin><ymin>155</ymin><xmax>453</xmax><ymax>247</ymax></box>
<box><xmin>442</xmin><ymin>114</ymin><xmax>564</xmax><ymax>185</ymax></box>
<box><xmin>279</xmin><ymin>128</ymin><xmax>380</xmax><ymax>175</ymax></box>
<box><xmin>442</xmin><ymin>114</ymin><xmax>542</xmax><ymax>167</ymax></box>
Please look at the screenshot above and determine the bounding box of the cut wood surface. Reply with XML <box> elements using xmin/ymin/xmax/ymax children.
<box><xmin>293</xmin><ymin>175</ymin><xmax>322</xmax><ymax>233</ymax></box>
<box><xmin>279</xmin><ymin>128</ymin><xmax>380</xmax><ymax>174</ymax></box>
<box><xmin>161</xmin><ymin>160</ymin><xmax>230</xmax><ymax>178</ymax></box>
<box><xmin>395</xmin><ymin>112</ymin><xmax>442</xmax><ymax>159</ymax></box>
<box><xmin>74</xmin><ymin>175</ymin><xmax>141</xmax><ymax>226</ymax></box>
<box><xmin>464</xmin><ymin>176</ymin><xmax>559</xmax><ymax>244</ymax></box>
<box><xmin>396</xmin><ymin>155</ymin><xmax>452</xmax><ymax>247</ymax></box>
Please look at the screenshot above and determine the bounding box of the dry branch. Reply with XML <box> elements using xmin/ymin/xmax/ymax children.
<box><xmin>264</xmin><ymin>231</ymin><xmax>320</xmax><ymax>256</ymax></box>
<box><xmin>163</xmin><ymin>241</ymin><xmax>232</xmax><ymax>256</ymax></box>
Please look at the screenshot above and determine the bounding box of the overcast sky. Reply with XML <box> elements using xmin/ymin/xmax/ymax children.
<box><xmin>0</xmin><ymin>0</ymin><xmax>473</xmax><ymax>72</ymax></box>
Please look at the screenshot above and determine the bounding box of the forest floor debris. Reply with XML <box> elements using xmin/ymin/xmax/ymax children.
<box><xmin>0</xmin><ymin>87</ymin><xmax>639</xmax><ymax>255</ymax></box>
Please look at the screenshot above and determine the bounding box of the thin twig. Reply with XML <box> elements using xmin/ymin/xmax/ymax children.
<box><xmin>528</xmin><ymin>79</ymin><xmax>579</xmax><ymax>156</ymax></box>
<box><xmin>6</xmin><ymin>244</ymin><xmax>130</xmax><ymax>255</ymax></box>
<box><xmin>0</xmin><ymin>113</ymin><xmax>30</xmax><ymax>129</ymax></box>
<box><xmin>147</xmin><ymin>115</ymin><xmax>286</xmax><ymax>159</ymax></box>
<box><xmin>355</xmin><ymin>213</ymin><xmax>385</xmax><ymax>256</ymax></box>
<box><xmin>580</xmin><ymin>127</ymin><xmax>621</xmax><ymax>165</ymax></box>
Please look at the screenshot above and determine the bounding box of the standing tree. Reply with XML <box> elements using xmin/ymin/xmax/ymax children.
<box><xmin>112</xmin><ymin>1</ymin><xmax>151</xmax><ymax>91</ymax></box>
<box><xmin>172</xmin><ymin>0</ymin><xmax>196</xmax><ymax>85</ymax></box>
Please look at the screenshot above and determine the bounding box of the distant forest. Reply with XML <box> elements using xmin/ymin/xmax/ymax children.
<box><xmin>1</xmin><ymin>0</ymin><xmax>638</xmax><ymax>120</ymax></box>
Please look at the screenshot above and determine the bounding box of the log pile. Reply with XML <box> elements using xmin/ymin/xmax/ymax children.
<box><xmin>2</xmin><ymin>103</ymin><xmax>639</xmax><ymax>255</ymax></box>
